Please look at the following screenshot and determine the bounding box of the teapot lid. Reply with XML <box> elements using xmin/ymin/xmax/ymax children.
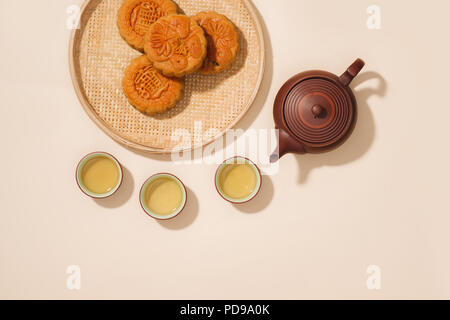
<box><xmin>282</xmin><ymin>59</ymin><xmax>365</xmax><ymax>148</ymax></box>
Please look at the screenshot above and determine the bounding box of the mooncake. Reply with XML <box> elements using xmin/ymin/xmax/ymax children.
<box><xmin>117</xmin><ymin>0</ymin><xmax>178</xmax><ymax>52</ymax></box>
<box><xmin>192</xmin><ymin>11</ymin><xmax>240</xmax><ymax>74</ymax></box>
<box><xmin>144</xmin><ymin>14</ymin><xmax>207</xmax><ymax>77</ymax></box>
<box><xmin>122</xmin><ymin>55</ymin><xmax>184</xmax><ymax>115</ymax></box>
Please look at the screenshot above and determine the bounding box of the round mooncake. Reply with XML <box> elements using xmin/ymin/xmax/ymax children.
<box><xmin>192</xmin><ymin>11</ymin><xmax>240</xmax><ymax>74</ymax></box>
<box><xmin>122</xmin><ymin>55</ymin><xmax>184</xmax><ymax>115</ymax></box>
<box><xmin>117</xmin><ymin>0</ymin><xmax>178</xmax><ymax>52</ymax></box>
<box><xmin>144</xmin><ymin>14</ymin><xmax>207</xmax><ymax>77</ymax></box>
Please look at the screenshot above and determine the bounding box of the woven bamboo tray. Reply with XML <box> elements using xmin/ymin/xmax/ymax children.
<box><xmin>69</xmin><ymin>0</ymin><xmax>265</xmax><ymax>153</ymax></box>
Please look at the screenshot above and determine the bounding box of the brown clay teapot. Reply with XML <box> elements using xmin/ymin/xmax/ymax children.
<box><xmin>270</xmin><ymin>58</ymin><xmax>365</xmax><ymax>162</ymax></box>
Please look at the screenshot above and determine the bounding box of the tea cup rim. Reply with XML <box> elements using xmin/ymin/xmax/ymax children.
<box><xmin>215</xmin><ymin>156</ymin><xmax>262</xmax><ymax>204</ymax></box>
<box><xmin>139</xmin><ymin>173</ymin><xmax>187</xmax><ymax>220</ymax></box>
<box><xmin>75</xmin><ymin>151</ymin><xmax>123</xmax><ymax>199</ymax></box>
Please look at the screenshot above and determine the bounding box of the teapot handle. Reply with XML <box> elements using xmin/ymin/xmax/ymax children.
<box><xmin>339</xmin><ymin>58</ymin><xmax>365</xmax><ymax>87</ymax></box>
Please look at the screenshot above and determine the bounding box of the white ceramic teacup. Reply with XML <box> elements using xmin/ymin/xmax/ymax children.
<box><xmin>76</xmin><ymin>152</ymin><xmax>123</xmax><ymax>199</ymax></box>
<box><xmin>139</xmin><ymin>173</ymin><xmax>187</xmax><ymax>220</ymax></box>
<box><xmin>215</xmin><ymin>156</ymin><xmax>262</xmax><ymax>204</ymax></box>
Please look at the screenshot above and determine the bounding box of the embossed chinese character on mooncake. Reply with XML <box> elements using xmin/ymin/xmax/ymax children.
<box><xmin>122</xmin><ymin>55</ymin><xmax>184</xmax><ymax>115</ymax></box>
<box><xmin>117</xmin><ymin>0</ymin><xmax>177</xmax><ymax>52</ymax></box>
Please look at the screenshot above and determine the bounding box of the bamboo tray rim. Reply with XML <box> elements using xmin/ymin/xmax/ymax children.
<box><xmin>69</xmin><ymin>0</ymin><xmax>265</xmax><ymax>154</ymax></box>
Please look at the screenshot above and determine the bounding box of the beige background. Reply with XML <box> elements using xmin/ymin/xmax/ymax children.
<box><xmin>0</xmin><ymin>0</ymin><xmax>449</xmax><ymax>299</ymax></box>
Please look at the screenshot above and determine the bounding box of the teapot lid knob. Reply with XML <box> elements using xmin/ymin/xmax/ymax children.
<box><xmin>311</xmin><ymin>104</ymin><xmax>324</xmax><ymax>118</ymax></box>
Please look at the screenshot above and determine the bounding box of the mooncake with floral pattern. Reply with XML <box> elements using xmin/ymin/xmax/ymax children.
<box><xmin>144</xmin><ymin>14</ymin><xmax>207</xmax><ymax>77</ymax></box>
<box><xmin>192</xmin><ymin>11</ymin><xmax>240</xmax><ymax>74</ymax></box>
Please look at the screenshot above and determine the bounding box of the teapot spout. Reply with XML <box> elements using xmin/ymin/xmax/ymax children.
<box><xmin>270</xmin><ymin>128</ymin><xmax>306</xmax><ymax>162</ymax></box>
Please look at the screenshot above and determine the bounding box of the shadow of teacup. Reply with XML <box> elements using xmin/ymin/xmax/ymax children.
<box><xmin>94</xmin><ymin>166</ymin><xmax>134</xmax><ymax>209</ymax></box>
<box><xmin>233</xmin><ymin>175</ymin><xmax>274</xmax><ymax>213</ymax></box>
<box><xmin>157</xmin><ymin>187</ymin><xmax>199</xmax><ymax>230</ymax></box>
